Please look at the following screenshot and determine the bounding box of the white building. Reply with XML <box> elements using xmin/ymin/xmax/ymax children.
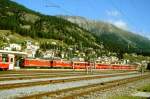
<box><xmin>25</xmin><ymin>41</ymin><xmax>39</xmax><ymax>58</ymax></box>
<box><xmin>10</xmin><ymin>44</ymin><xmax>21</xmax><ymax>51</ymax></box>
<box><xmin>4</xmin><ymin>44</ymin><xmax>21</xmax><ymax>51</ymax></box>
<box><xmin>4</xmin><ymin>47</ymin><xmax>11</xmax><ymax>51</ymax></box>
<box><xmin>43</xmin><ymin>50</ymin><xmax>54</xmax><ymax>58</ymax></box>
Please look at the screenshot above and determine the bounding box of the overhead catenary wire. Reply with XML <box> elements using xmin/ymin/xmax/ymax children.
<box><xmin>44</xmin><ymin>0</ymin><xmax>75</xmax><ymax>16</ymax></box>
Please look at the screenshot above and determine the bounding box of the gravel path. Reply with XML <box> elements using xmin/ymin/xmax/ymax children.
<box><xmin>0</xmin><ymin>73</ymin><xmax>143</xmax><ymax>99</ymax></box>
<box><xmin>76</xmin><ymin>74</ymin><xmax>150</xmax><ymax>99</ymax></box>
<box><xmin>0</xmin><ymin>72</ymin><xmax>136</xmax><ymax>85</ymax></box>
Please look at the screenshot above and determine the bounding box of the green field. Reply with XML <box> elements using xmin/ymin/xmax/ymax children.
<box><xmin>111</xmin><ymin>96</ymin><xmax>146</xmax><ymax>99</ymax></box>
<box><xmin>138</xmin><ymin>84</ymin><xmax>150</xmax><ymax>92</ymax></box>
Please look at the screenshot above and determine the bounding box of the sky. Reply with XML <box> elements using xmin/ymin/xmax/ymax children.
<box><xmin>13</xmin><ymin>0</ymin><xmax>150</xmax><ymax>39</ymax></box>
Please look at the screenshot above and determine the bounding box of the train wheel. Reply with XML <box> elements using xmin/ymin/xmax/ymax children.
<box><xmin>1</xmin><ymin>68</ymin><xmax>5</xmax><ymax>71</ymax></box>
<box><xmin>0</xmin><ymin>68</ymin><xmax>8</xmax><ymax>71</ymax></box>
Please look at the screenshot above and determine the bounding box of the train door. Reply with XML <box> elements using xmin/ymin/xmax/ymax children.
<box><xmin>8</xmin><ymin>54</ymin><xmax>15</xmax><ymax>70</ymax></box>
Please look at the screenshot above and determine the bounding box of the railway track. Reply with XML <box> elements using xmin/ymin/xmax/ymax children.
<box><xmin>0</xmin><ymin>73</ymin><xmax>148</xmax><ymax>99</ymax></box>
<box><xmin>0</xmin><ymin>70</ymin><xmax>105</xmax><ymax>81</ymax></box>
<box><xmin>0</xmin><ymin>73</ymin><xmax>88</xmax><ymax>81</ymax></box>
<box><xmin>0</xmin><ymin>71</ymin><xmax>137</xmax><ymax>81</ymax></box>
<box><xmin>20</xmin><ymin>74</ymin><xmax>150</xmax><ymax>99</ymax></box>
<box><xmin>0</xmin><ymin>70</ymin><xmax>134</xmax><ymax>76</ymax></box>
<box><xmin>0</xmin><ymin>71</ymin><xmax>137</xmax><ymax>78</ymax></box>
<box><xmin>0</xmin><ymin>72</ymin><xmax>136</xmax><ymax>90</ymax></box>
<box><xmin>0</xmin><ymin>71</ymin><xmax>89</xmax><ymax>77</ymax></box>
<box><xmin>0</xmin><ymin>70</ymin><xmax>92</xmax><ymax>75</ymax></box>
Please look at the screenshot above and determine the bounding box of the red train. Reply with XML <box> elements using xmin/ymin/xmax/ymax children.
<box><xmin>0</xmin><ymin>54</ymin><xmax>11</xmax><ymax>70</ymax></box>
<box><xmin>22</xmin><ymin>58</ymin><xmax>51</xmax><ymax>68</ymax></box>
<box><xmin>0</xmin><ymin>50</ymin><xmax>138</xmax><ymax>71</ymax></box>
<box><xmin>0</xmin><ymin>50</ymin><xmax>27</xmax><ymax>70</ymax></box>
<box><xmin>20</xmin><ymin>58</ymin><xmax>138</xmax><ymax>71</ymax></box>
<box><xmin>0</xmin><ymin>62</ymin><xmax>9</xmax><ymax>71</ymax></box>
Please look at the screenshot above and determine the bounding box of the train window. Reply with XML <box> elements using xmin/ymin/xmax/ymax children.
<box><xmin>75</xmin><ymin>63</ymin><xmax>79</xmax><ymax>65</ymax></box>
<box><xmin>11</xmin><ymin>58</ymin><xmax>13</xmax><ymax>62</ymax></box>
<box><xmin>2</xmin><ymin>54</ymin><xmax>8</xmax><ymax>62</ymax></box>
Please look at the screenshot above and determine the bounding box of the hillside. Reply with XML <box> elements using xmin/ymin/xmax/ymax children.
<box><xmin>0</xmin><ymin>0</ymin><xmax>99</xmax><ymax>50</ymax></box>
<box><xmin>60</xmin><ymin>16</ymin><xmax>150</xmax><ymax>55</ymax></box>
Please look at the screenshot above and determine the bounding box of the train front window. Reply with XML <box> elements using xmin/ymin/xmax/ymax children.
<box><xmin>2</xmin><ymin>54</ymin><xmax>8</xmax><ymax>62</ymax></box>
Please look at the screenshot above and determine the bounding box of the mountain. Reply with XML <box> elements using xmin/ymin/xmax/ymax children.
<box><xmin>0</xmin><ymin>0</ymin><xmax>99</xmax><ymax>50</ymax></box>
<box><xmin>0</xmin><ymin>0</ymin><xmax>150</xmax><ymax>58</ymax></box>
<box><xmin>59</xmin><ymin>16</ymin><xmax>150</xmax><ymax>55</ymax></box>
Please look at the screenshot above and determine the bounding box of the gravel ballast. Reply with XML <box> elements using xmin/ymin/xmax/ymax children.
<box><xmin>76</xmin><ymin>74</ymin><xmax>150</xmax><ymax>99</ymax></box>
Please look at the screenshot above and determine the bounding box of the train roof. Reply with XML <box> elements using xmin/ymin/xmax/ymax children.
<box><xmin>0</xmin><ymin>50</ymin><xmax>27</xmax><ymax>56</ymax></box>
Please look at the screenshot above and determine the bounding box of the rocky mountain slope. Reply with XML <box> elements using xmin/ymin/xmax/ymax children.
<box><xmin>60</xmin><ymin>16</ymin><xmax>150</xmax><ymax>55</ymax></box>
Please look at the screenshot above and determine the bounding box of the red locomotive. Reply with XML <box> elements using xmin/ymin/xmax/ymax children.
<box><xmin>21</xmin><ymin>58</ymin><xmax>51</xmax><ymax>68</ymax></box>
<box><xmin>0</xmin><ymin>50</ymin><xmax>27</xmax><ymax>70</ymax></box>
<box><xmin>0</xmin><ymin>53</ymin><xmax>12</xmax><ymax>70</ymax></box>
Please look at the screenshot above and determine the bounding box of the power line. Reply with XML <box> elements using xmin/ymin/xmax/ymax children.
<box><xmin>45</xmin><ymin>4</ymin><xmax>60</xmax><ymax>8</ymax></box>
<box><xmin>44</xmin><ymin>0</ymin><xmax>75</xmax><ymax>16</ymax></box>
